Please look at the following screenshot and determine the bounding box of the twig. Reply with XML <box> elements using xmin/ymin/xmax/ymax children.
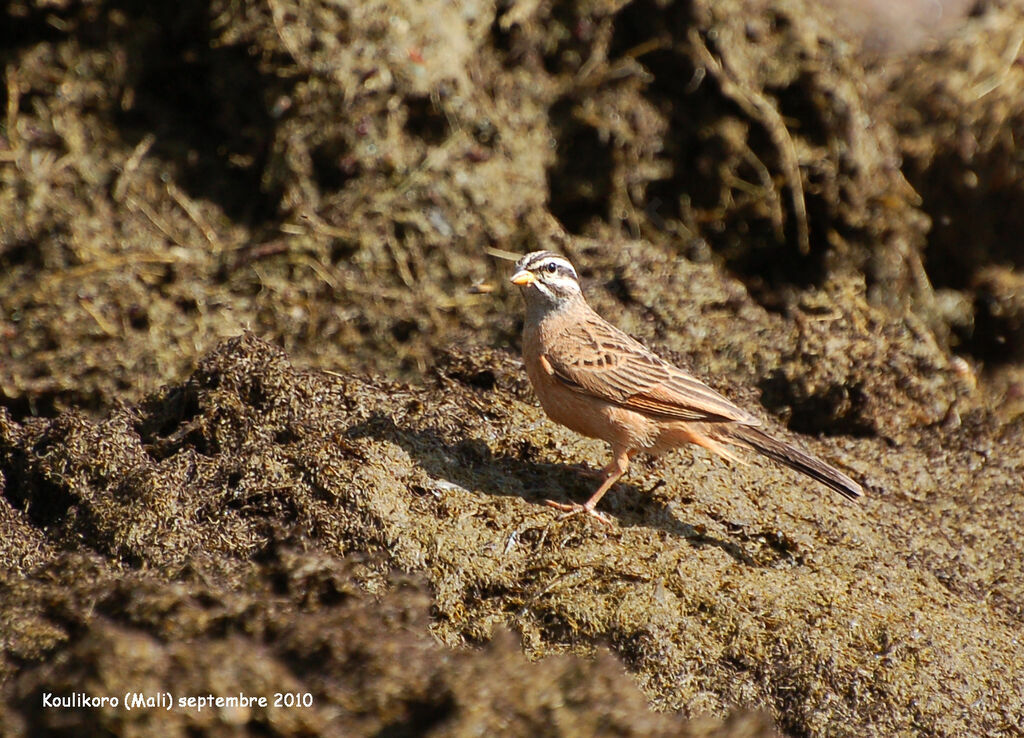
<box><xmin>79</xmin><ymin>298</ymin><xmax>117</xmax><ymax>337</ymax></box>
<box><xmin>112</xmin><ymin>134</ymin><xmax>155</xmax><ymax>202</ymax></box>
<box><xmin>972</xmin><ymin>27</ymin><xmax>1024</xmax><ymax>100</ymax></box>
<box><xmin>5</xmin><ymin>66</ymin><xmax>19</xmax><ymax>152</ymax></box>
<box><xmin>689</xmin><ymin>29</ymin><xmax>810</xmax><ymax>255</ymax></box>
<box><xmin>12</xmin><ymin>254</ymin><xmax>180</xmax><ymax>302</ymax></box>
<box><xmin>126</xmin><ymin>195</ymin><xmax>189</xmax><ymax>248</ymax></box>
<box><xmin>266</xmin><ymin>0</ymin><xmax>311</xmax><ymax>70</ymax></box>
<box><xmin>167</xmin><ymin>180</ymin><xmax>221</xmax><ymax>248</ymax></box>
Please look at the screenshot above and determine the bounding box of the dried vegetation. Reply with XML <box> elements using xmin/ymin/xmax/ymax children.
<box><xmin>1</xmin><ymin>0</ymin><xmax>1023</xmax><ymax>735</ymax></box>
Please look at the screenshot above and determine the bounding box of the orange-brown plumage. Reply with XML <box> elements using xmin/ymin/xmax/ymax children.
<box><xmin>511</xmin><ymin>250</ymin><xmax>863</xmax><ymax>524</ymax></box>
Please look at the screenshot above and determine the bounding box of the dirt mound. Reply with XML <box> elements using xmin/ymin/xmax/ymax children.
<box><xmin>3</xmin><ymin>0</ymin><xmax>1024</xmax><ymax>735</ymax></box>
<box><xmin>2</xmin><ymin>335</ymin><xmax>1021</xmax><ymax>735</ymax></box>
<box><xmin>0</xmin><ymin>334</ymin><xmax>781</xmax><ymax>736</ymax></box>
<box><xmin>3</xmin><ymin>550</ymin><xmax>762</xmax><ymax>737</ymax></box>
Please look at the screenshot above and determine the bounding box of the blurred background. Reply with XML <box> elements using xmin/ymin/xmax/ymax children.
<box><xmin>1</xmin><ymin>0</ymin><xmax>1022</xmax><ymax>422</ymax></box>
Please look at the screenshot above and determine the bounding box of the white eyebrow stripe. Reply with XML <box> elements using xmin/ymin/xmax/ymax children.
<box><xmin>532</xmin><ymin>257</ymin><xmax>577</xmax><ymax>279</ymax></box>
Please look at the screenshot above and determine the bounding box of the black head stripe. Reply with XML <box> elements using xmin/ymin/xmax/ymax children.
<box><xmin>520</xmin><ymin>252</ymin><xmax>577</xmax><ymax>281</ymax></box>
<box><xmin>517</xmin><ymin>250</ymin><xmax>559</xmax><ymax>271</ymax></box>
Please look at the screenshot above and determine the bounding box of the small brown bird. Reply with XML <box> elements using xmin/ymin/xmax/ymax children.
<box><xmin>510</xmin><ymin>250</ymin><xmax>863</xmax><ymax>524</ymax></box>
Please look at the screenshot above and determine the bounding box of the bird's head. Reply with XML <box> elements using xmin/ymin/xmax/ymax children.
<box><xmin>510</xmin><ymin>251</ymin><xmax>584</xmax><ymax>311</ymax></box>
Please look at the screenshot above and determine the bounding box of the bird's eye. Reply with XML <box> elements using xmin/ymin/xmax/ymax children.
<box><xmin>546</xmin><ymin>263</ymin><xmax>557</xmax><ymax>273</ymax></box>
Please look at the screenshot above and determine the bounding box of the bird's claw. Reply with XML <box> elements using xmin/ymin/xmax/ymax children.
<box><xmin>544</xmin><ymin>499</ymin><xmax>614</xmax><ymax>526</ymax></box>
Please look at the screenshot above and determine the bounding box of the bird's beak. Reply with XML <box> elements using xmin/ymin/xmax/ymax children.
<box><xmin>510</xmin><ymin>269</ymin><xmax>535</xmax><ymax>286</ymax></box>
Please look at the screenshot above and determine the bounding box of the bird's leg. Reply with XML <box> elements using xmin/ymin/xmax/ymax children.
<box><xmin>546</xmin><ymin>448</ymin><xmax>632</xmax><ymax>525</ymax></box>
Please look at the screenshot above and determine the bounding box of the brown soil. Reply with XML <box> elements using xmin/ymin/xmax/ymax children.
<box><xmin>1</xmin><ymin>0</ymin><xmax>1022</xmax><ymax>736</ymax></box>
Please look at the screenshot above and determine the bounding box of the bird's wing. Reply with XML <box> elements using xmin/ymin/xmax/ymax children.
<box><xmin>543</xmin><ymin>313</ymin><xmax>761</xmax><ymax>425</ymax></box>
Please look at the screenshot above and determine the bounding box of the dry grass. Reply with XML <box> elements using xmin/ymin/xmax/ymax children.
<box><xmin>1</xmin><ymin>0</ymin><xmax>1023</xmax><ymax>735</ymax></box>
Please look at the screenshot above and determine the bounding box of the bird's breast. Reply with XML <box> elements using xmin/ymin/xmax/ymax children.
<box><xmin>522</xmin><ymin>321</ymin><xmax>658</xmax><ymax>450</ymax></box>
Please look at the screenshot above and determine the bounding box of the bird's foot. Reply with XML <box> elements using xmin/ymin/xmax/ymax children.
<box><xmin>544</xmin><ymin>499</ymin><xmax>614</xmax><ymax>526</ymax></box>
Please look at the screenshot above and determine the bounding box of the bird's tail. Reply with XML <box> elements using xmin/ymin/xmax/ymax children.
<box><xmin>721</xmin><ymin>424</ymin><xmax>863</xmax><ymax>501</ymax></box>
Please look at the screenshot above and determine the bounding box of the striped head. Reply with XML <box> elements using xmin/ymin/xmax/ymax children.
<box><xmin>510</xmin><ymin>251</ymin><xmax>584</xmax><ymax>311</ymax></box>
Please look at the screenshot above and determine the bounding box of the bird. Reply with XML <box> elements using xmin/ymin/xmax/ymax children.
<box><xmin>509</xmin><ymin>250</ymin><xmax>863</xmax><ymax>525</ymax></box>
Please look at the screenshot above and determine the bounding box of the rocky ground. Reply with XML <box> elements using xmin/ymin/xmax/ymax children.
<box><xmin>1</xmin><ymin>0</ymin><xmax>1022</xmax><ymax>735</ymax></box>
